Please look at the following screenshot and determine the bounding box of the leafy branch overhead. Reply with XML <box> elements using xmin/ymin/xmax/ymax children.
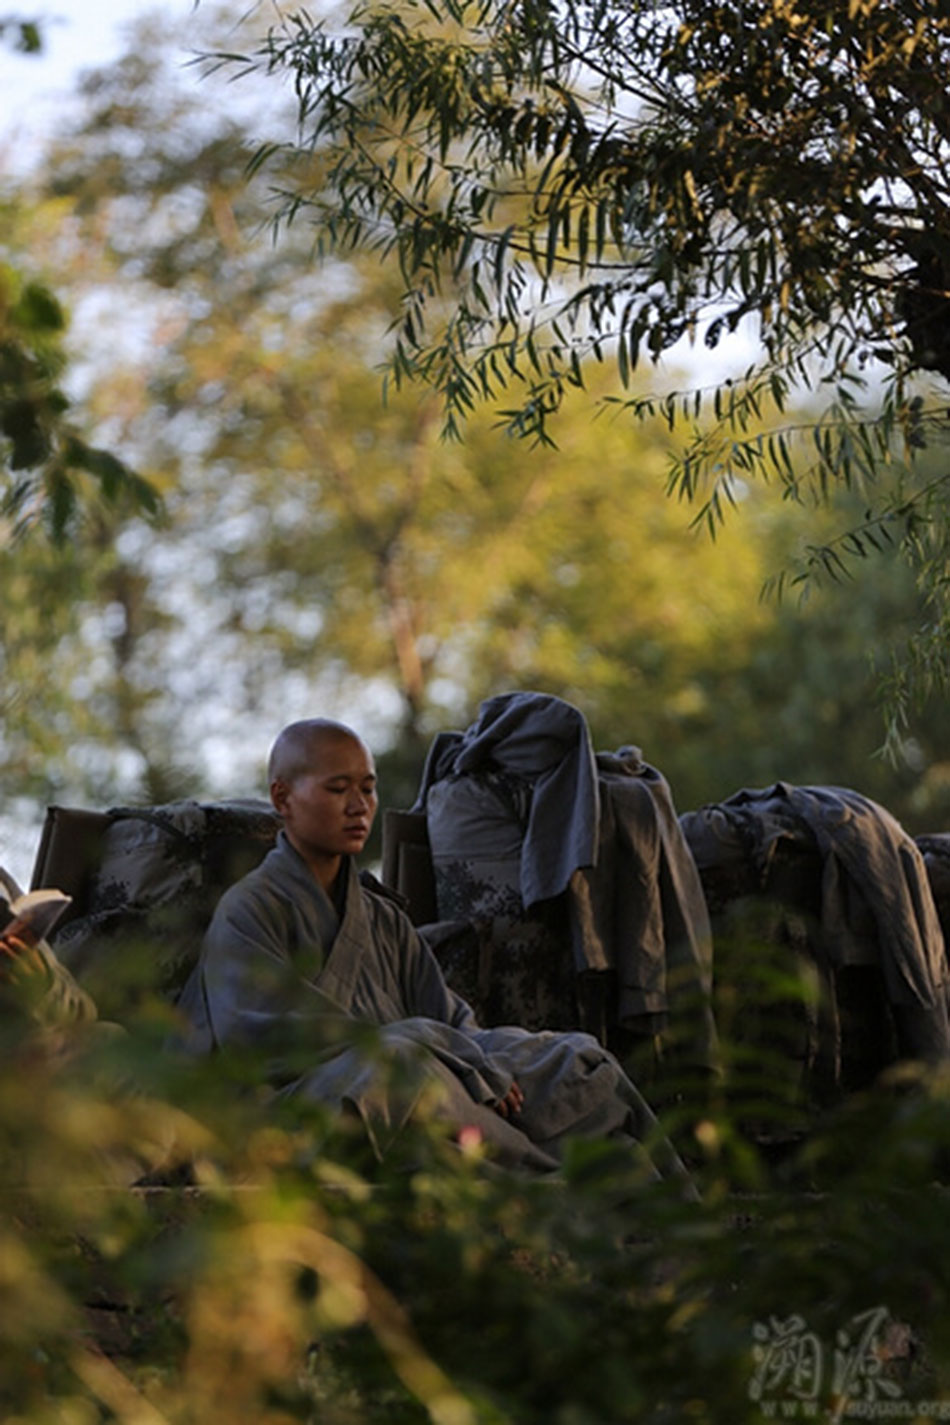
<box><xmin>234</xmin><ymin>2</ymin><xmax>950</xmax><ymax>473</ymax></box>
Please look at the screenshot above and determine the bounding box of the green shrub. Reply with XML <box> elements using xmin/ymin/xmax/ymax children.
<box><xmin>3</xmin><ymin>985</ymin><xmax>950</xmax><ymax>1425</ymax></box>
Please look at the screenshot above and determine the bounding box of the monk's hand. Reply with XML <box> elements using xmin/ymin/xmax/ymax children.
<box><xmin>0</xmin><ymin>932</ymin><xmax>48</xmax><ymax>987</ymax></box>
<box><xmin>494</xmin><ymin>1080</ymin><xmax>524</xmax><ymax>1119</ymax></box>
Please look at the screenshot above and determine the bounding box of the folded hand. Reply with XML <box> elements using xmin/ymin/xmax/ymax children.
<box><xmin>493</xmin><ymin>1080</ymin><xmax>524</xmax><ymax>1118</ymax></box>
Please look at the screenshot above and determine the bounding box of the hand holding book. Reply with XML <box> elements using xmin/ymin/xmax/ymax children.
<box><xmin>0</xmin><ymin>888</ymin><xmax>72</xmax><ymax>967</ymax></box>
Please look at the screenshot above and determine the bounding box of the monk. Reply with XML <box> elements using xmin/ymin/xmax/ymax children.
<box><xmin>178</xmin><ymin>718</ymin><xmax>689</xmax><ymax>1182</ymax></box>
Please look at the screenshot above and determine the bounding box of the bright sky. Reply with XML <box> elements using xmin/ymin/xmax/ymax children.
<box><xmin>0</xmin><ymin>0</ymin><xmax>206</xmax><ymax>163</ymax></box>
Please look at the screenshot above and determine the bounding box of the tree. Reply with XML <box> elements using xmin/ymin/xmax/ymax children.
<box><xmin>0</xmin><ymin>12</ymin><xmax>157</xmax><ymax>538</ymax></box>
<box><xmin>4</xmin><ymin>2</ymin><xmax>948</xmax><ymax>837</ymax></box>
<box><xmin>0</xmin><ymin>14</ymin><xmax>40</xmax><ymax>54</ymax></box>
<box><xmin>0</xmin><ymin>251</ymin><xmax>157</xmax><ymax>537</ymax></box>
<box><xmin>226</xmin><ymin>0</ymin><xmax>950</xmax><ymax>712</ymax></box>
<box><xmin>239</xmin><ymin>0</ymin><xmax>950</xmax><ymax>439</ymax></box>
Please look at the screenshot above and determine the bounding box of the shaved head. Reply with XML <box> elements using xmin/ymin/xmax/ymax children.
<box><xmin>267</xmin><ymin>719</ymin><xmax>368</xmax><ymax>787</ymax></box>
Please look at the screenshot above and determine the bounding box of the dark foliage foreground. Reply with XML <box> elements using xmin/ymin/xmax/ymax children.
<box><xmin>3</xmin><ymin>983</ymin><xmax>950</xmax><ymax>1425</ymax></box>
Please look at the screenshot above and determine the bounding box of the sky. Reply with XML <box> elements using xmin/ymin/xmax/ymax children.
<box><xmin>8</xmin><ymin>0</ymin><xmax>195</xmax><ymax>79</ymax></box>
<box><xmin>0</xmin><ymin>0</ymin><xmax>206</xmax><ymax>164</ymax></box>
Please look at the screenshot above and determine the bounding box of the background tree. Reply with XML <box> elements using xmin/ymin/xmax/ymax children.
<box><xmin>229</xmin><ymin>0</ymin><xmax>950</xmax><ymax>720</ymax></box>
<box><xmin>0</xmin><ymin>14</ymin><xmax>155</xmax><ymax>537</ymax></box>
<box><xmin>3</xmin><ymin>2</ymin><xmax>950</xmax><ymax>879</ymax></box>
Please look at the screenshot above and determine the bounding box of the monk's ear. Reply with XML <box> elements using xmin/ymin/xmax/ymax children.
<box><xmin>270</xmin><ymin>778</ymin><xmax>290</xmax><ymax>817</ymax></box>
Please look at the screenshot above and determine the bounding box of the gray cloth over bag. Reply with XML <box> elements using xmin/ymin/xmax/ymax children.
<box><xmin>414</xmin><ymin>691</ymin><xmax>719</xmax><ymax>1073</ymax></box>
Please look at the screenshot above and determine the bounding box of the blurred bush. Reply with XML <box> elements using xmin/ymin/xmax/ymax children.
<box><xmin>3</xmin><ymin>967</ymin><xmax>950</xmax><ymax>1425</ymax></box>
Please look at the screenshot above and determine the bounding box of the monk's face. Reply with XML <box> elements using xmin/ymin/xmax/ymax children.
<box><xmin>272</xmin><ymin>733</ymin><xmax>378</xmax><ymax>874</ymax></box>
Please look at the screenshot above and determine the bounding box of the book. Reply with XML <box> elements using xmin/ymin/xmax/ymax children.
<box><xmin>0</xmin><ymin>887</ymin><xmax>72</xmax><ymax>947</ymax></box>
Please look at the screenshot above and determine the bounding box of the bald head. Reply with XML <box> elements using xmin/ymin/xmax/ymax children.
<box><xmin>268</xmin><ymin>720</ymin><xmax>378</xmax><ymax>881</ymax></box>
<box><xmin>267</xmin><ymin>719</ymin><xmax>370</xmax><ymax>788</ymax></box>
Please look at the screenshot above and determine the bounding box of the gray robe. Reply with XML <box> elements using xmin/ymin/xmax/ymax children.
<box><xmin>680</xmin><ymin>783</ymin><xmax>950</xmax><ymax>1063</ymax></box>
<box><xmin>413</xmin><ymin>690</ymin><xmax>602</xmax><ymax>908</ymax></box>
<box><xmin>178</xmin><ymin>833</ymin><xmax>684</xmax><ymax>1179</ymax></box>
<box><xmin>415</xmin><ymin>693</ymin><xmax>717</xmax><ymax>1071</ymax></box>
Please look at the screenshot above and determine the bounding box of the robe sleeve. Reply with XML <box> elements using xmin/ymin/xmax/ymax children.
<box><xmin>401</xmin><ymin>914</ymin><xmax>481</xmax><ymax>1032</ymax></box>
<box><xmin>373</xmin><ymin>900</ymin><xmax>519</xmax><ymax>1104</ymax></box>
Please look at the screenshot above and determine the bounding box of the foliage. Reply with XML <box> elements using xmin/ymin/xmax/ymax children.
<box><xmin>0</xmin><ymin>14</ymin><xmax>41</xmax><ymax>54</ymax></box>
<box><xmin>1</xmin><ymin>4</ymin><xmax>949</xmax><ymax>831</ymax></box>
<box><xmin>237</xmin><ymin>0</ymin><xmax>950</xmax><ymax>435</ymax></box>
<box><xmin>0</xmin><ymin>24</ymin><xmax>158</xmax><ymax>540</ymax></box>
<box><xmin>221</xmin><ymin>0</ymin><xmax>950</xmax><ymax>710</ymax></box>
<box><xmin>0</xmin><ymin>251</ymin><xmax>158</xmax><ymax>540</ymax></box>
<box><xmin>0</xmin><ymin>508</ymin><xmax>203</xmax><ymax>808</ymax></box>
<box><xmin>4</xmin><ymin>954</ymin><xmax>950</xmax><ymax>1424</ymax></box>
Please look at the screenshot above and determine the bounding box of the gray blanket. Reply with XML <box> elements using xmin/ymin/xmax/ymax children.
<box><xmin>680</xmin><ymin>783</ymin><xmax>950</xmax><ymax>1062</ymax></box>
<box><xmin>413</xmin><ymin>690</ymin><xmax>601</xmax><ymax>907</ymax></box>
<box><xmin>415</xmin><ymin>693</ymin><xmax>718</xmax><ymax>1071</ymax></box>
<box><xmin>575</xmin><ymin>750</ymin><xmax>718</xmax><ymax>1068</ymax></box>
<box><xmin>178</xmin><ymin>833</ymin><xmax>685</xmax><ymax>1180</ymax></box>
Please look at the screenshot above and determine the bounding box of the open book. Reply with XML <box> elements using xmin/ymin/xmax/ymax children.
<box><xmin>0</xmin><ymin>887</ymin><xmax>72</xmax><ymax>946</ymax></box>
